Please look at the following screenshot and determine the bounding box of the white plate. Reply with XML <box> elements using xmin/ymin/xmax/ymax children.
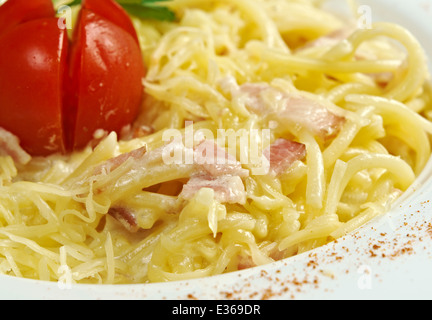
<box><xmin>2</xmin><ymin>0</ymin><xmax>432</xmax><ymax>300</ymax></box>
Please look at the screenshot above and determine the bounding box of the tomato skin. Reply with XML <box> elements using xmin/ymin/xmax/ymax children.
<box><xmin>67</xmin><ymin>9</ymin><xmax>145</xmax><ymax>149</ymax></box>
<box><xmin>82</xmin><ymin>0</ymin><xmax>139</xmax><ymax>43</ymax></box>
<box><xmin>0</xmin><ymin>0</ymin><xmax>55</xmax><ymax>38</ymax></box>
<box><xmin>0</xmin><ymin>18</ymin><xmax>68</xmax><ymax>156</ymax></box>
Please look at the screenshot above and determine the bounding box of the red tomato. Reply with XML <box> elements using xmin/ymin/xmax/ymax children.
<box><xmin>0</xmin><ymin>0</ymin><xmax>145</xmax><ymax>154</ymax></box>
<box><xmin>67</xmin><ymin>2</ymin><xmax>145</xmax><ymax>149</ymax></box>
<box><xmin>0</xmin><ymin>18</ymin><xmax>69</xmax><ymax>156</ymax></box>
<box><xmin>0</xmin><ymin>0</ymin><xmax>55</xmax><ymax>37</ymax></box>
<box><xmin>82</xmin><ymin>0</ymin><xmax>139</xmax><ymax>43</ymax></box>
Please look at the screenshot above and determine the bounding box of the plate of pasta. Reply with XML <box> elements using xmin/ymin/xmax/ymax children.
<box><xmin>1</xmin><ymin>0</ymin><xmax>432</xmax><ymax>300</ymax></box>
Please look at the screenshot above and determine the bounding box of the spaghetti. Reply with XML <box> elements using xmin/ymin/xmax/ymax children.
<box><xmin>0</xmin><ymin>0</ymin><xmax>431</xmax><ymax>284</ymax></box>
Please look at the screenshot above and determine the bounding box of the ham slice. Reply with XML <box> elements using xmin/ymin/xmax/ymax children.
<box><xmin>93</xmin><ymin>146</ymin><xmax>147</xmax><ymax>175</ymax></box>
<box><xmin>108</xmin><ymin>207</ymin><xmax>140</xmax><ymax>233</ymax></box>
<box><xmin>239</xmin><ymin>83</ymin><xmax>345</xmax><ymax>140</ymax></box>
<box><xmin>194</xmin><ymin>140</ymin><xmax>249</xmax><ymax>178</ymax></box>
<box><xmin>0</xmin><ymin>127</ymin><xmax>31</xmax><ymax>165</ymax></box>
<box><xmin>220</xmin><ymin>78</ymin><xmax>345</xmax><ymax>140</ymax></box>
<box><xmin>237</xmin><ymin>255</ymin><xmax>256</xmax><ymax>271</ymax></box>
<box><xmin>279</xmin><ymin>94</ymin><xmax>345</xmax><ymax>139</ymax></box>
<box><xmin>264</xmin><ymin>138</ymin><xmax>306</xmax><ymax>176</ymax></box>
<box><xmin>180</xmin><ymin>174</ymin><xmax>247</xmax><ymax>205</ymax></box>
<box><xmin>299</xmin><ymin>28</ymin><xmax>356</xmax><ymax>51</ymax></box>
<box><xmin>179</xmin><ymin>140</ymin><xmax>249</xmax><ymax>204</ymax></box>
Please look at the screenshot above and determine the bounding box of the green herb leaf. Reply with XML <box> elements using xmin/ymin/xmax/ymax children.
<box><xmin>67</xmin><ymin>0</ymin><xmax>81</xmax><ymax>6</ymax></box>
<box><xmin>65</xmin><ymin>0</ymin><xmax>175</xmax><ymax>21</ymax></box>
<box><xmin>122</xmin><ymin>4</ymin><xmax>175</xmax><ymax>21</ymax></box>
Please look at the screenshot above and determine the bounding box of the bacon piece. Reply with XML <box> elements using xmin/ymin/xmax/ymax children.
<box><xmin>264</xmin><ymin>139</ymin><xmax>306</xmax><ymax>176</ymax></box>
<box><xmin>299</xmin><ymin>28</ymin><xmax>355</xmax><ymax>51</ymax></box>
<box><xmin>178</xmin><ymin>141</ymin><xmax>249</xmax><ymax>204</ymax></box>
<box><xmin>222</xmin><ymin>78</ymin><xmax>346</xmax><ymax>140</ymax></box>
<box><xmin>279</xmin><ymin>94</ymin><xmax>345</xmax><ymax>139</ymax></box>
<box><xmin>269</xmin><ymin>247</ymin><xmax>291</xmax><ymax>261</ymax></box>
<box><xmin>93</xmin><ymin>146</ymin><xmax>147</xmax><ymax>175</ymax></box>
<box><xmin>238</xmin><ymin>83</ymin><xmax>345</xmax><ymax>140</ymax></box>
<box><xmin>234</xmin><ymin>83</ymin><xmax>276</xmax><ymax>114</ymax></box>
<box><xmin>367</xmin><ymin>72</ymin><xmax>394</xmax><ymax>89</ymax></box>
<box><xmin>179</xmin><ymin>141</ymin><xmax>249</xmax><ymax>204</ymax></box>
<box><xmin>0</xmin><ymin>127</ymin><xmax>31</xmax><ymax>165</ymax></box>
<box><xmin>194</xmin><ymin>140</ymin><xmax>249</xmax><ymax>178</ymax></box>
<box><xmin>108</xmin><ymin>207</ymin><xmax>140</xmax><ymax>233</ymax></box>
<box><xmin>180</xmin><ymin>175</ymin><xmax>247</xmax><ymax>205</ymax></box>
<box><xmin>237</xmin><ymin>255</ymin><xmax>256</xmax><ymax>271</ymax></box>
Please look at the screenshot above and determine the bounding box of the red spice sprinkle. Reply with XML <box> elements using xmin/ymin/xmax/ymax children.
<box><xmin>177</xmin><ymin>202</ymin><xmax>432</xmax><ymax>300</ymax></box>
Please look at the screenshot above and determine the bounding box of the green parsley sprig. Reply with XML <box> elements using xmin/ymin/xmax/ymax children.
<box><xmin>66</xmin><ymin>0</ymin><xmax>176</xmax><ymax>21</ymax></box>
